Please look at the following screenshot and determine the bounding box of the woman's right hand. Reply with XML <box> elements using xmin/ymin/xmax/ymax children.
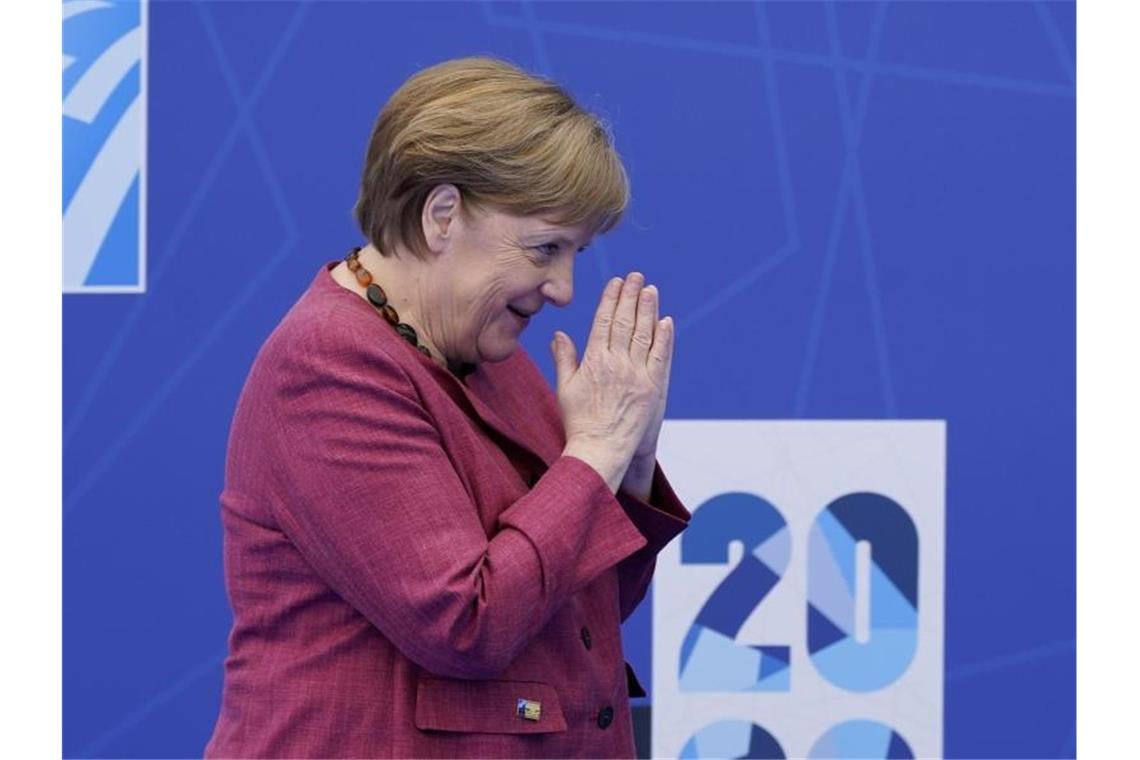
<box><xmin>551</xmin><ymin>273</ymin><xmax>675</xmax><ymax>493</ymax></box>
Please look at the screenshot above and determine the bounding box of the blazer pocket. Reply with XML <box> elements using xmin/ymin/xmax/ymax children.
<box><xmin>414</xmin><ymin>677</ymin><xmax>568</xmax><ymax>734</ymax></box>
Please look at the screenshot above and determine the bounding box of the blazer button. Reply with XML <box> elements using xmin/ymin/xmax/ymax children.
<box><xmin>580</xmin><ymin>626</ymin><xmax>592</xmax><ymax>650</ymax></box>
<box><xmin>597</xmin><ymin>705</ymin><xmax>614</xmax><ymax>729</ymax></box>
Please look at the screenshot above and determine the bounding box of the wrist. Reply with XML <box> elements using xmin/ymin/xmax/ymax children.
<box><xmin>620</xmin><ymin>455</ymin><xmax>655</xmax><ymax>502</ymax></box>
<box><xmin>629</xmin><ymin>449</ymin><xmax>655</xmax><ymax>470</ymax></box>
<box><xmin>562</xmin><ymin>439</ymin><xmax>627</xmax><ymax>493</ymax></box>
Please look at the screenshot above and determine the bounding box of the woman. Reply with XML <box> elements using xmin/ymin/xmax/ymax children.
<box><xmin>206</xmin><ymin>57</ymin><xmax>689</xmax><ymax>758</ymax></box>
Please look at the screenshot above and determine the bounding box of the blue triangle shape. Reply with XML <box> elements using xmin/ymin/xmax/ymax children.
<box><xmin>808</xmin><ymin>603</ymin><xmax>847</xmax><ymax>654</ymax></box>
<box><xmin>748</xmin><ymin>724</ymin><xmax>785</xmax><ymax>759</ymax></box>
<box><xmin>886</xmin><ymin>731</ymin><xmax>914</xmax><ymax>759</ymax></box>
<box><xmin>759</xmin><ymin>651</ymin><xmax>789</xmax><ymax>680</ymax></box>
<box><xmin>757</xmin><ymin>645</ymin><xmax>788</xmax><ymax>667</ymax></box>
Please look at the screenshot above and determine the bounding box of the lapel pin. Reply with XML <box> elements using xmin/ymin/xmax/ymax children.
<box><xmin>516</xmin><ymin>698</ymin><xmax>541</xmax><ymax>722</ymax></box>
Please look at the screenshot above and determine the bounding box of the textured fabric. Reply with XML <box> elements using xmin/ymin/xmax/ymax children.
<box><xmin>205</xmin><ymin>263</ymin><xmax>690</xmax><ymax>758</ymax></box>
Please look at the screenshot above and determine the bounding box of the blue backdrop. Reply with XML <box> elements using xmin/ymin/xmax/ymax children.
<box><xmin>63</xmin><ymin>1</ymin><xmax>1075</xmax><ymax>757</ymax></box>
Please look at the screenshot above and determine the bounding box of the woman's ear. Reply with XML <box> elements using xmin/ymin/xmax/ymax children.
<box><xmin>421</xmin><ymin>184</ymin><xmax>462</xmax><ymax>255</ymax></box>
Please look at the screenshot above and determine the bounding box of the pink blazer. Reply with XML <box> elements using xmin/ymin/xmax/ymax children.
<box><xmin>205</xmin><ymin>264</ymin><xmax>690</xmax><ymax>758</ymax></box>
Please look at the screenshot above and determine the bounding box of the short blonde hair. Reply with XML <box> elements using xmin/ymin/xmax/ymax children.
<box><xmin>354</xmin><ymin>56</ymin><xmax>630</xmax><ymax>257</ymax></box>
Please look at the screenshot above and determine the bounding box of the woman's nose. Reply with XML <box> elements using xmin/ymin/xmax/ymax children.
<box><xmin>541</xmin><ymin>258</ymin><xmax>574</xmax><ymax>307</ymax></box>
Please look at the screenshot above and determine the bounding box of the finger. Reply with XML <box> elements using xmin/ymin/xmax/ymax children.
<box><xmin>609</xmin><ymin>271</ymin><xmax>644</xmax><ymax>351</ymax></box>
<box><xmin>586</xmin><ymin>277</ymin><xmax>623</xmax><ymax>357</ymax></box>
<box><xmin>551</xmin><ymin>331</ymin><xmax>579</xmax><ymax>394</ymax></box>
<box><xmin>648</xmin><ymin>316</ymin><xmax>674</xmax><ymax>386</ymax></box>
<box><xmin>659</xmin><ymin>317</ymin><xmax>675</xmax><ymax>396</ymax></box>
<box><xmin>630</xmin><ymin>284</ymin><xmax>657</xmax><ymax>364</ymax></box>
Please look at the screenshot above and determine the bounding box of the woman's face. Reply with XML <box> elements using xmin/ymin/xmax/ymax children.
<box><xmin>423</xmin><ymin>204</ymin><xmax>594</xmax><ymax>365</ymax></box>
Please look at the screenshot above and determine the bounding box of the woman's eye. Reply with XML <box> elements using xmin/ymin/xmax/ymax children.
<box><xmin>534</xmin><ymin>243</ymin><xmax>560</xmax><ymax>256</ymax></box>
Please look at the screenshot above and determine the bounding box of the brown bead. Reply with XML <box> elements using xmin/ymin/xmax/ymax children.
<box><xmin>381</xmin><ymin>304</ymin><xmax>399</xmax><ymax>325</ymax></box>
<box><xmin>355</xmin><ymin>268</ymin><xmax>372</xmax><ymax>286</ymax></box>
<box><xmin>346</xmin><ymin>257</ymin><xmax>360</xmax><ymax>272</ymax></box>
<box><xmin>395</xmin><ymin>323</ymin><xmax>418</xmax><ymax>345</ymax></box>
<box><xmin>366</xmin><ymin>283</ymin><xmax>388</xmax><ymax>309</ymax></box>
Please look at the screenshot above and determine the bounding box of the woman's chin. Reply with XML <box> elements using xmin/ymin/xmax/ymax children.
<box><xmin>476</xmin><ymin>337</ymin><xmax>520</xmax><ymax>364</ymax></box>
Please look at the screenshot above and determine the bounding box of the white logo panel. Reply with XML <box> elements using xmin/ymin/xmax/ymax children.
<box><xmin>653</xmin><ymin>421</ymin><xmax>945</xmax><ymax>758</ymax></box>
<box><xmin>63</xmin><ymin>0</ymin><xmax>147</xmax><ymax>293</ymax></box>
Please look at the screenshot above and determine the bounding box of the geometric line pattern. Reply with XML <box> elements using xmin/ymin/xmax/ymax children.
<box><xmin>63</xmin><ymin>0</ymin><xmax>310</xmax><ymax>517</ymax></box>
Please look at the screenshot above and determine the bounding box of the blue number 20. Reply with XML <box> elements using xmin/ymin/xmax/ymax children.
<box><xmin>677</xmin><ymin>491</ymin><xmax>921</xmax><ymax>758</ymax></box>
<box><xmin>679</xmin><ymin>492</ymin><xmax>791</xmax><ymax>691</ymax></box>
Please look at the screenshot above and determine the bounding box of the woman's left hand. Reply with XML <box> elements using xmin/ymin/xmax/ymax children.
<box><xmin>620</xmin><ymin>284</ymin><xmax>673</xmax><ymax>499</ymax></box>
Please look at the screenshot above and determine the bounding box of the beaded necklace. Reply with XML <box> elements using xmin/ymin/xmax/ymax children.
<box><xmin>344</xmin><ymin>247</ymin><xmax>476</xmax><ymax>378</ymax></box>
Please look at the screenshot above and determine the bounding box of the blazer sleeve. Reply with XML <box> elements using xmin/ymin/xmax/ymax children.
<box><xmin>257</xmin><ymin>327</ymin><xmax>649</xmax><ymax>680</ymax></box>
<box><xmin>614</xmin><ymin>463</ymin><xmax>691</xmax><ymax>621</ymax></box>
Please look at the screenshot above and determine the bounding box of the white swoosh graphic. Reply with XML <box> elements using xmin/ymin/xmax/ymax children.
<box><xmin>64</xmin><ymin>95</ymin><xmax>141</xmax><ymax>289</ymax></box>
<box><xmin>64</xmin><ymin>26</ymin><xmax>141</xmax><ymax>124</ymax></box>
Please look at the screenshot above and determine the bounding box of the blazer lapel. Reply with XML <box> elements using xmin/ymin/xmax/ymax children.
<box><xmin>423</xmin><ymin>359</ymin><xmax>558</xmax><ymax>470</ymax></box>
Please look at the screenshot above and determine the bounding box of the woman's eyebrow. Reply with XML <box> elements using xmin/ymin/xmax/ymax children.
<box><xmin>531</xmin><ymin>234</ymin><xmax>590</xmax><ymax>251</ymax></box>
